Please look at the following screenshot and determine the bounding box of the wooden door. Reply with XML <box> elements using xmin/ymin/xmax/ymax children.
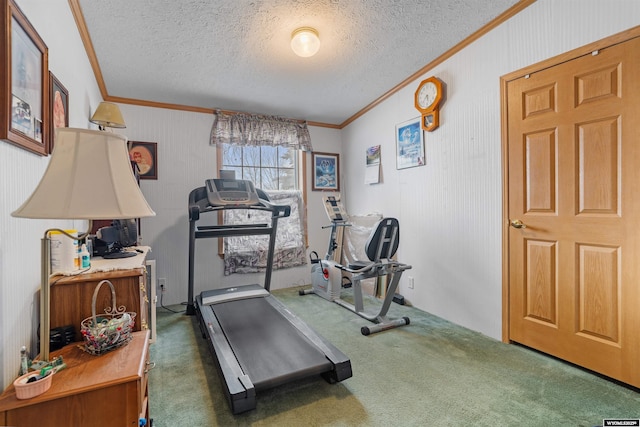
<box><xmin>504</xmin><ymin>33</ymin><xmax>640</xmax><ymax>387</ymax></box>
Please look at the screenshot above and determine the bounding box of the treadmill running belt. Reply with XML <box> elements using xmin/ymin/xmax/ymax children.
<box><xmin>211</xmin><ymin>297</ymin><xmax>333</xmax><ymax>389</ymax></box>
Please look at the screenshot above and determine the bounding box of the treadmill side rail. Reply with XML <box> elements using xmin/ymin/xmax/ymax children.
<box><xmin>265</xmin><ymin>296</ymin><xmax>353</xmax><ymax>382</ymax></box>
<box><xmin>196</xmin><ymin>295</ymin><xmax>257</xmax><ymax>414</ymax></box>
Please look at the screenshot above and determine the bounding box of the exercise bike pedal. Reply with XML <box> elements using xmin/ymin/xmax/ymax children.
<box><xmin>341</xmin><ymin>276</ymin><xmax>352</xmax><ymax>289</ymax></box>
<box><xmin>392</xmin><ymin>293</ymin><xmax>405</xmax><ymax>305</ymax></box>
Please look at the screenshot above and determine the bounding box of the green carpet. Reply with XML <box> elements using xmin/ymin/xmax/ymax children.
<box><xmin>149</xmin><ymin>286</ymin><xmax>639</xmax><ymax>426</ymax></box>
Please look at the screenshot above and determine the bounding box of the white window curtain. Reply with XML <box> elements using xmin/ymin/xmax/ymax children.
<box><xmin>223</xmin><ymin>190</ymin><xmax>307</xmax><ymax>275</ymax></box>
<box><xmin>210</xmin><ymin>110</ymin><xmax>313</xmax><ymax>151</ymax></box>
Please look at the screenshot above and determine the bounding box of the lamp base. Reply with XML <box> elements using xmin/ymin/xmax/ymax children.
<box><xmin>103</xmin><ymin>250</ymin><xmax>137</xmax><ymax>259</ymax></box>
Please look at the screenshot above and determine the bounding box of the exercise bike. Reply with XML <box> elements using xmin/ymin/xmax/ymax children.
<box><xmin>300</xmin><ymin>194</ymin><xmax>412</xmax><ymax>335</ymax></box>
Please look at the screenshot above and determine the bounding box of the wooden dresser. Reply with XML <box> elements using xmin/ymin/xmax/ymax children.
<box><xmin>0</xmin><ymin>331</ymin><xmax>151</xmax><ymax>426</ymax></box>
<box><xmin>49</xmin><ymin>249</ymin><xmax>151</xmax><ymax>343</ymax></box>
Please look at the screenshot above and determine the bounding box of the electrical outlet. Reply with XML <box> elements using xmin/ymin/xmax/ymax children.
<box><xmin>158</xmin><ymin>278</ymin><xmax>166</xmax><ymax>291</ymax></box>
<box><xmin>408</xmin><ymin>276</ymin><xmax>414</xmax><ymax>289</ymax></box>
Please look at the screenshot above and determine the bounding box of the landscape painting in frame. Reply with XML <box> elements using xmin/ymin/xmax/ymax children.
<box><xmin>312</xmin><ymin>151</ymin><xmax>340</xmax><ymax>191</ymax></box>
<box><xmin>395</xmin><ymin>117</ymin><xmax>425</xmax><ymax>169</ymax></box>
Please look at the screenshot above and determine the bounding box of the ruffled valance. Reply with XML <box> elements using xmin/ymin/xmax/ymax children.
<box><xmin>210</xmin><ymin>110</ymin><xmax>313</xmax><ymax>151</ymax></box>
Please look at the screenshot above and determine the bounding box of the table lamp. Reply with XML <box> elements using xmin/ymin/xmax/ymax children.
<box><xmin>89</xmin><ymin>102</ymin><xmax>126</xmax><ymax>130</ymax></box>
<box><xmin>12</xmin><ymin>127</ymin><xmax>155</xmax><ymax>362</ymax></box>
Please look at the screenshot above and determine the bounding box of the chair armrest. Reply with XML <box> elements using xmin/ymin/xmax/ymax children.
<box><xmin>336</xmin><ymin>261</ymin><xmax>378</xmax><ymax>274</ymax></box>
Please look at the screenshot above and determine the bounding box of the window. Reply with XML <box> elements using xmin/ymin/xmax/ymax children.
<box><xmin>221</xmin><ymin>143</ymin><xmax>299</xmax><ymax>190</ymax></box>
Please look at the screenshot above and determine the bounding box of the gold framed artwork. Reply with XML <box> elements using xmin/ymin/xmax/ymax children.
<box><xmin>129</xmin><ymin>141</ymin><xmax>158</xmax><ymax>180</ymax></box>
<box><xmin>49</xmin><ymin>72</ymin><xmax>68</xmax><ymax>154</ymax></box>
<box><xmin>1</xmin><ymin>0</ymin><xmax>49</xmax><ymax>155</ymax></box>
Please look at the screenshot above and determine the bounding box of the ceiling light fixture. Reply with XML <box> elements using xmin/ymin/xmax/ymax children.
<box><xmin>291</xmin><ymin>27</ymin><xmax>320</xmax><ymax>57</ymax></box>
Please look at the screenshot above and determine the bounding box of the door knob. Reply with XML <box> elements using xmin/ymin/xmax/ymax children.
<box><xmin>510</xmin><ymin>219</ymin><xmax>527</xmax><ymax>229</ymax></box>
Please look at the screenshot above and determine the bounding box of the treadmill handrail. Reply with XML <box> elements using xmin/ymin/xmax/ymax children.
<box><xmin>189</xmin><ymin>186</ymin><xmax>290</xmax><ymax>221</ymax></box>
<box><xmin>195</xmin><ymin>225</ymin><xmax>273</xmax><ymax>239</ymax></box>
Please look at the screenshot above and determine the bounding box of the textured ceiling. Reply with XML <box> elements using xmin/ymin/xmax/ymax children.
<box><xmin>77</xmin><ymin>0</ymin><xmax>523</xmax><ymax>126</ymax></box>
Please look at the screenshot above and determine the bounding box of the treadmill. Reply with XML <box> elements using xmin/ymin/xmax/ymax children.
<box><xmin>187</xmin><ymin>178</ymin><xmax>352</xmax><ymax>414</ymax></box>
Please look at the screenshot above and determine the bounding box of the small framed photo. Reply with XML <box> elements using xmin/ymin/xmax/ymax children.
<box><xmin>396</xmin><ymin>117</ymin><xmax>425</xmax><ymax>169</ymax></box>
<box><xmin>312</xmin><ymin>151</ymin><xmax>340</xmax><ymax>191</ymax></box>
<box><xmin>129</xmin><ymin>141</ymin><xmax>157</xmax><ymax>180</ymax></box>
<box><xmin>49</xmin><ymin>72</ymin><xmax>69</xmax><ymax>154</ymax></box>
<box><xmin>11</xmin><ymin>95</ymin><xmax>32</xmax><ymax>135</ymax></box>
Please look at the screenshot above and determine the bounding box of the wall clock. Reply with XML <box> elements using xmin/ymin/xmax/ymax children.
<box><xmin>414</xmin><ymin>76</ymin><xmax>443</xmax><ymax>131</ymax></box>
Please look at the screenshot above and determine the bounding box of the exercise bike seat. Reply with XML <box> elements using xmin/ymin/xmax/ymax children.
<box><xmin>347</xmin><ymin>260</ymin><xmax>370</xmax><ymax>270</ymax></box>
<box><xmin>364</xmin><ymin>217</ymin><xmax>400</xmax><ymax>262</ymax></box>
<box><xmin>344</xmin><ymin>218</ymin><xmax>400</xmax><ymax>272</ymax></box>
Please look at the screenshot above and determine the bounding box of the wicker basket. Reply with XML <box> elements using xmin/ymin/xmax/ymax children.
<box><xmin>13</xmin><ymin>370</ymin><xmax>54</xmax><ymax>399</ymax></box>
<box><xmin>81</xmin><ymin>279</ymin><xmax>136</xmax><ymax>355</ymax></box>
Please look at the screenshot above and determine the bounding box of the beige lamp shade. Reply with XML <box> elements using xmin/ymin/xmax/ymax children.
<box><xmin>291</xmin><ymin>27</ymin><xmax>320</xmax><ymax>57</ymax></box>
<box><xmin>89</xmin><ymin>102</ymin><xmax>126</xmax><ymax>129</ymax></box>
<box><xmin>12</xmin><ymin>128</ymin><xmax>155</xmax><ymax>219</ymax></box>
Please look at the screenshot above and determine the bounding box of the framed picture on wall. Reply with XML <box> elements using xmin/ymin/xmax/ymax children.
<box><xmin>395</xmin><ymin>117</ymin><xmax>424</xmax><ymax>169</ymax></box>
<box><xmin>129</xmin><ymin>141</ymin><xmax>158</xmax><ymax>180</ymax></box>
<box><xmin>1</xmin><ymin>0</ymin><xmax>49</xmax><ymax>155</ymax></box>
<box><xmin>312</xmin><ymin>151</ymin><xmax>340</xmax><ymax>191</ymax></box>
<box><xmin>49</xmin><ymin>72</ymin><xmax>68</xmax><ymax>154</ymax></box>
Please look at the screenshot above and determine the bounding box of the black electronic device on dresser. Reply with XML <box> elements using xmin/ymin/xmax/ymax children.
<box><xmin>94</xmin><ymin>219</ymin><xmax>138</xmax><ymax>258</ymax></box>
<box><xmin>89</xmin><ymin>159</ymin><xmax>142</xmax><ymax>258</ymax></box>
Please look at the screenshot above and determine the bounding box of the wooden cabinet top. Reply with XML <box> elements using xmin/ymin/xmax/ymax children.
<box><xmin>51</xmin><ymin>266</ymin><xmax>145</xmax><ymax>285</ymax></box>
<box><xmin>0</xmin><ymin>331</ymin><xmax>149</xmax><ymax>412</ymax></box>
<box><xmin>50</xmin><ymin>246</ymin><xmax>150</xmax><ymax>285</ymax></box>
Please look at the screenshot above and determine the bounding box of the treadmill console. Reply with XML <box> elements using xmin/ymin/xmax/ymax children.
<box><xmin>206</xmin><ymin>178</ymin><xmax>260</xmax><ymax>206</ymax></box>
